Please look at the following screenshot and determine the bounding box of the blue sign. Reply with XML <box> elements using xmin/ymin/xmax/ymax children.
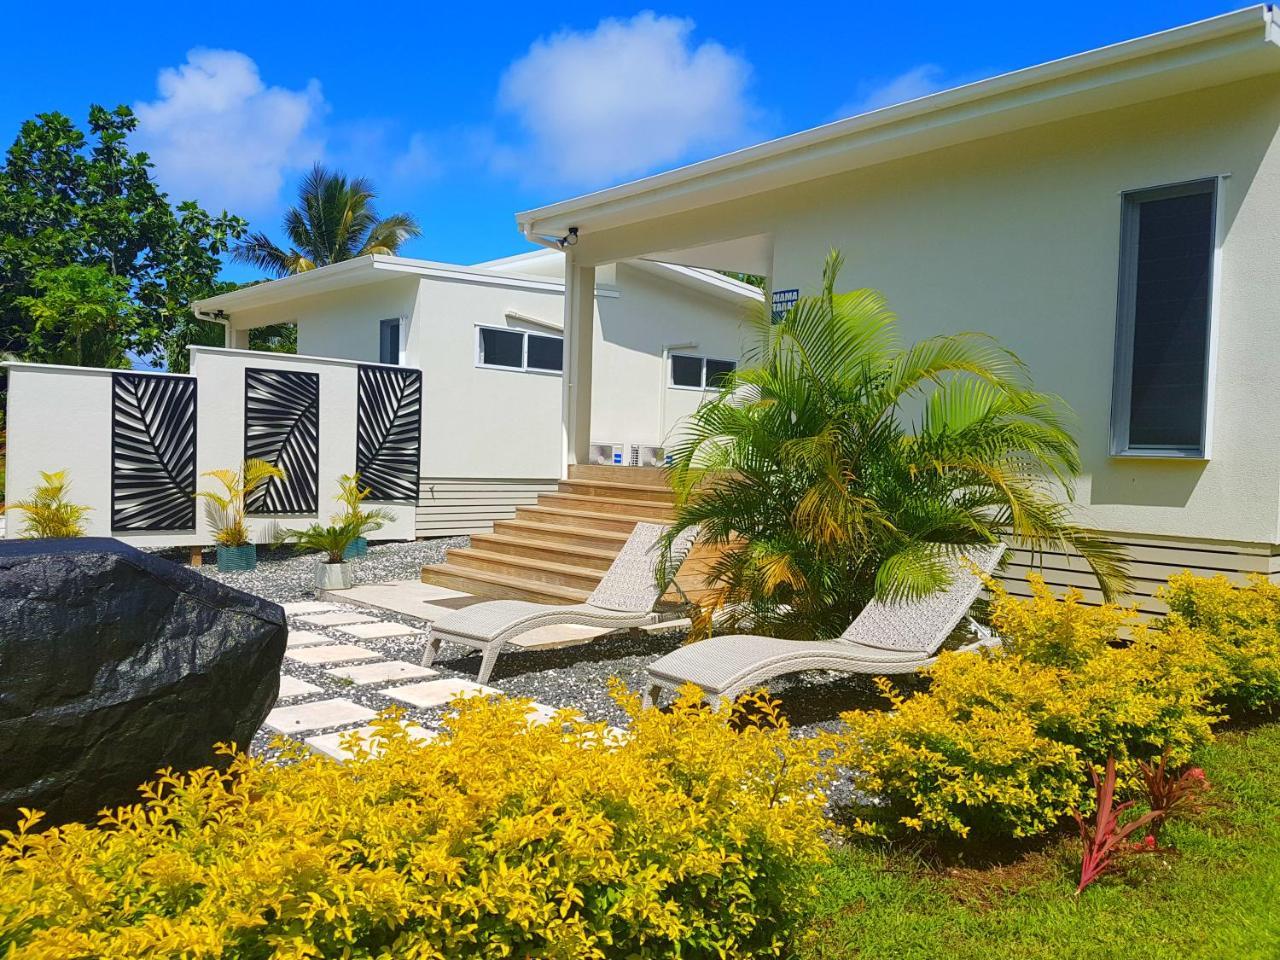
<box><xmin>771</xmin><ymin>288</ymin><xmax>799</xmax><ymax>323</ymax></box>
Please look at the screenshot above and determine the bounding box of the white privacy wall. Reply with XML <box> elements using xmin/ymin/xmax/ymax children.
<box><xmin>3</xmin><ymin>348</ymin><xmax>416</xmax><ymax>547</ymax></box>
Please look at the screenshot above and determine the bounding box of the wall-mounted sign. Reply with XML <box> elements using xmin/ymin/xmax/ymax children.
<box><xmin>771</xmin><ymin>288</ymin><xmax>799</xmax><ymax>323</ymax></box>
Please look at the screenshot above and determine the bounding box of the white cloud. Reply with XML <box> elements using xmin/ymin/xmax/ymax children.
<box><xmin>836</xmin><ymin>64</ymin><xmax>949</xmax><ymax>118</ymax></box>
<box><xmin>496</xmin><ymin>12</ymin><xmax>755</xmax><ymax>187</ymax></box>
<box><xmin>392</xmin><ymin>131</ymin><xmax>442</xmax><ymax>181</ymax></box>
<box><xmin>133</xmin><ymin>49</ymin><xmax>325</xmax><ymax>214</ymax></box>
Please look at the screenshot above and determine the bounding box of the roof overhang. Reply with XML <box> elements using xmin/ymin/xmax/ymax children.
<box><xmin>517</xmin><ymin>6</ymin><xmax>1280</xmax><ymax>255</ymax></box>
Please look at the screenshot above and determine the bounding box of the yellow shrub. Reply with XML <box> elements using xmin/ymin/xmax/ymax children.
<box><xmin>0</xmin><ymin>686</ymin><xmax>832</xmax><ymax>959</ymax></box>
<box><xmin>987</xmin><ymin>573</ymin><xmax>1135</xmax><ymax>668</ymax></box>
<box><xmin>1162</xmin><ymin>571</ymin><xmax>1280</xmax><ymax>711</ymax></box>
<box><xmin>835</xmin><ymin>581</ymin><xmax>1224</xmax><ymax>840</ymax></box>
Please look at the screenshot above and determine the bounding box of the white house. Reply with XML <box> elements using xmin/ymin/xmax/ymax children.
<box><xmin>3</xmin><ymin>250</ymin><xmax>758</xmax><ymax>553</ymax></box>
<box><xmin>192</xmin><ymin>252</ymin><xmax>759</xmax><ymax>537</ymax></box>
<box><xmin>515</xmin><ymin>6</ymin><xmax>1280</xmax><ymax>610</ymax></box>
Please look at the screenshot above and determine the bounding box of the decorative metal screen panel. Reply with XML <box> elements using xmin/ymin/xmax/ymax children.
<box><xmin>356</xmin><ymin>365</ymin><xmax>421</xmax><ymax>502</ymax></box>
<box><xmin>244</xmin><ymin>368</ymin><xmax>320</xmax><ymax>514</ymax></box>
<box><xmin>111</xmin><ymin>373</ymin><xmax>197</xmax><ymax>531</ymax></box>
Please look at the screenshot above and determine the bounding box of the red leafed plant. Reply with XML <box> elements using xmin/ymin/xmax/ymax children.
<box><xmin>1073</xmin><ymin>755</ymin><xmax>1164</xmax><ymax>894</ymax></box>
<box><xmin>1140</xmin><ymin>751</ymin><xmax>1211</xmax><ymax>839</ymax></box>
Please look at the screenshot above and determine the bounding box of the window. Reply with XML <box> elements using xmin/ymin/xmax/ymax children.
<box><xmin>670</xmin><ymin>354</ymin><xmax>737</xmax><ymax>389</ymax></box>
<box><xmin>1111</xmin><ymin>178</ymin><xmax>1217</xmax><ymax>457</ymax></box>
<box><xmin>476</xmin><ymin>326</ymin><xmax>563</xmax><ymax>373</ymax></box>
<box><xmin>379</xmin><ymin>318</ymin><xmax>400</xmax><ymax>365</ymax></box>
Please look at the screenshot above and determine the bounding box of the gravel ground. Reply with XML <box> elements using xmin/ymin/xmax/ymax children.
<box><xmin>183</xmin><ymin>538</ymin><xmax>899</xmax><ymax>807</ymax></box>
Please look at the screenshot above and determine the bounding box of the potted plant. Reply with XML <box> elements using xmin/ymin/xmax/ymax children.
<box><xmin>196</xmin><ymin>459</ymin><xmax>286</xmax><ymax>572</ymax></box>
<box><xmin>275</xmin><ymin>518</ymin><xmax>364</xmax><ymax>590</ymax></box>
<box><xmin>333</xmin><ymin>473</ymin><xmax>394</xmax><ymax>559</ymax></box>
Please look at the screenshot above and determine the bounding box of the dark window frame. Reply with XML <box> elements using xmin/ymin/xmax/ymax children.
<box><xmin>670</xmin><ymin>353</ymin><xmax>737</xmax><ymax>390</ymax></box>
<box><xmin>379</xmin><ymin>318</ymin><xmax>401</xmax><ymax>365</ymax></box>
<box><xmin>1110</xmin><ymin>177</ymin><xmax>1218</xmax><ymax>459</ymax></box>
<box><xmin>475</xmin><ymin>324</ymin><xmax>563</xmax><ymax>375</ymax></box>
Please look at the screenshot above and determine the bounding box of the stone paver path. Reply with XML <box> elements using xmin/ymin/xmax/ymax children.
<box><xmin>286</xmin><ymin>643</ymin><xmax>380</xmax><ymax>665</ymax></box>
<box><xmin>260</xmin><ymin>602</ymin><xmax>628</xmax><ymax>763</ymax></box>
<box><xmin>305</xmin><ymin>724</ymin><xmax>437</xmax><ymax>761</ymax></box>
<box><xmin>325</xmin><ymin>660</ymin><xmax>437</xmax><ymax>685</ymax></box>
<box><xmin>336</xmin><ymin>620</ymin><xmax>422</xmax><ymax>640</ymax></box>
<box><xmin>265</xmin><ymin>698</ymin><xmax>378</xmax><ymax>735</ymax></box>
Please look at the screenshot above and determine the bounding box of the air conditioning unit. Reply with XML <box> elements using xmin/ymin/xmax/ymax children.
<box><xmin>589</xmin><ymin>441</ymin><xmax>625</xmax><ymax>466</ymax></box>
<box><xmin>630</xmin><ymin>444</ymin><xmax>666</xmax><ymax>468</ymax></box>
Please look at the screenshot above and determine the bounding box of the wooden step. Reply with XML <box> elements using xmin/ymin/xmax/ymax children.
<box><xmin>445</xmin><ymin>547</ymin><xmax>605</xmax><ymax>591</ymax></box>
<box><xmin>537</xmin><ymin>492</ymin><xmax>674</xmax><ymax>519</ymax></box>
<box><xmin>470</xmin><ymin>533</ymin><xmax>616</xmax><ymax>571</ymax></box>
<box><xmin>557</xmin><ymin>478</ymin><xmax>673</xmax><ymax>504</ymax></box>
<box><xmin>420</xmin><ymin>562</ymin><xmax>589</xmax><ymax>605</ymax></box>
<box><xmin>514</xmin><ymin>504</ymin><xmax>656</xmax><ymax>534</ymax></box>
<box><xmin>491</xmin><ymin>520</ymin><xmax>630</xmax><ymax>553</ymax></box>
<box><xmin>568</xmin><ymin>464</ymin><xmax>667</xmax><ymax>483</ymax></box>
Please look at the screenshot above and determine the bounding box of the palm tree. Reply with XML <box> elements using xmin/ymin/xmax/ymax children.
<box><xmin>234</xmin><ymin>165</ymin><xmax>422</xmax><ymax>277</ymax></box>
<box><xmin>663</xmin><ymin>250</ymin><xmax>1130</xmax><ymax>642</ymax></box>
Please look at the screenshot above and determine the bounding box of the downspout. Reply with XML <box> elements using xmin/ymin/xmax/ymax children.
<box><xmin>193</xmin><ymin>309</ymin><xmax>231</xmax><ymax>348</ymax></box>
<box><xmin>658</xmin><ymin>341</ymin><xmax>698</xmax><ymax>445</ymax></box>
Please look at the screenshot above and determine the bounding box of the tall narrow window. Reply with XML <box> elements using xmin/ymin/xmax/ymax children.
<box><xmin>379</xmin><ymin>318</ymin><xmax>401</xmax><ymax>365</ymax></box>
<box><xmin>1111</xmin><ymin>179</ymin><xmax>1217</xmax><ymax>457</ymax></box>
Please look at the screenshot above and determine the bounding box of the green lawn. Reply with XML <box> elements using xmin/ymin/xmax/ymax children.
<box><xmin>799</xmin><ymin>722</ymin><xmax>1280</xmax><ymax>959</ymax></box>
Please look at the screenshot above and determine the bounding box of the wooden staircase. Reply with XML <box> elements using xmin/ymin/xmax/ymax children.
<box><xmin>421</xmin><ymin>465</ymin><xmax>678</xmax><ymax>604</ymax></box>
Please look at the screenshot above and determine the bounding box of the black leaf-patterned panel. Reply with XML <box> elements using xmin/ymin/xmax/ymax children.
<box><xmin>356</xmin><ymin>366</ymin><xmax>421</xmax><ymax>502</ymax></box>
<box><xmin>111</xmin><ymin>373</ymin><xmax>197</xmax><ymax>531</ymax></box>
<box><xmin>244</xmin><ymin>368</ymin><xmax>320</xmax><ymax>515</ymax></box>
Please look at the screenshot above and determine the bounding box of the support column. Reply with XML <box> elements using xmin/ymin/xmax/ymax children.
<box><xmin>561</xmin><ymin>253</ymin><xmax>595</xmax><ymax>477</ymax></box>
<box><xmin>227</xmin><ymin>326</ymin><xmax>250</xmax><ymax>349</ymax></box>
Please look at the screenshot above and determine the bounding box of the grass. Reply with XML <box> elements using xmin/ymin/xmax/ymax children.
<box><xmin>799</xmin><ymin>721</ymin><xmax>1280</xmax><ymax>959</ymax></box>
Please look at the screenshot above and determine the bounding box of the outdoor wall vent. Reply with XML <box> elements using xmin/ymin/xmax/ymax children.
<box><xmin>589</xmin><ymin>442</ymin><xmax>624</xmax><ymax>466</ymax></box>
<box><xmin>631</xmin><ymin>444</ymin><xmax>667</xmax><ymax>468</ymax></box>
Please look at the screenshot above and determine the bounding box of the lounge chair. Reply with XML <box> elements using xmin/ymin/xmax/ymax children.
<box><xmin>641</xmin><ymin>544</ymin><xmax>1006</xmax><ymax>707</ymax></box>
<box><xmin>422</xmin><ymin>521</ymin><xmax>699</xmax><ymax>684</ymax></box>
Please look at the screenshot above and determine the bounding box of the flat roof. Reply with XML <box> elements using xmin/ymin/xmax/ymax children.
<box><xmin>518</xmin><ymin>6</ymin><xmax>1280</xmax><ymax>240</ymax></box>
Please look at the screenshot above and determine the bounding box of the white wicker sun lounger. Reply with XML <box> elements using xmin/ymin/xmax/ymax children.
<box><xmin>641</xmin><ymin>544</ymin><xmax>1006</xmax><ymax>707</ymax></box>
<box><xmin>422</xmin><ymin>522</ymin><xmax>698</xmax><ymax>684</ymax></box>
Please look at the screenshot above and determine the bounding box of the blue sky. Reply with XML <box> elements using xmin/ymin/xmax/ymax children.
<box><xmin>0</xmin><ymin>1</ymin><xmax>1243</xmax><ymax>282</ymax></box>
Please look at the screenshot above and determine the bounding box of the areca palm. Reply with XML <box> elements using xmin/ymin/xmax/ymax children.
<box><xmin>664</xmin><ymin>250</ymin><xmax>1130</xmax><ymax>642</ymax></box>
<box><xmin>234</xmin><ymin>165</ymin><xmax>421</xmax><ymax>277</ymax></box>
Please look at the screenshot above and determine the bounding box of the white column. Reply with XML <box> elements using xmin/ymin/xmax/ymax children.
<box><xmin>561</xmin><ymin>253</ymin><xmax>595</xmax><ymax>476</ymax></box>
<box><xmin>227</xmin><ymin>326</ymin><xmax>250</xmax><ymax>349</ymax></box>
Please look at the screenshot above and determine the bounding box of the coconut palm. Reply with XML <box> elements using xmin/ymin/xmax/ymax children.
<box><xmin>233</xmin><ymin>165</ymin><xmax>421</xmax><ymax>277</ymax></box>
<box><xmin>663</xmin><ymin>250</ymin><xmax>1130</xmax><ymax>642</ymax></box>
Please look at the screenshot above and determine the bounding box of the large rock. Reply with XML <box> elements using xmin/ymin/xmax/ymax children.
<box><xmin>0</xmin><ymin>538</ymin><xmax>286</xmax><ymax>825</ymax></box>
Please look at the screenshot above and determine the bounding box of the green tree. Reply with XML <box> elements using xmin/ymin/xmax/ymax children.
<box><xmin>15</xmin><ymin>265</ymin><xmax>137</xmax><ymax>367</ymax></box>
<box><xmin>234</xmin><ymin>164</ymin><xmax>421</xmax><ymax>277</ymax></box>
<box><xmin>664</xmin><ymin>251</ymin><xmax>1130</xmax><ymax>641</ymax></box>
<box><xmin>0</xmin><ymin>105</ymin><xmax>246</xmax><ymax>366</ymax></box>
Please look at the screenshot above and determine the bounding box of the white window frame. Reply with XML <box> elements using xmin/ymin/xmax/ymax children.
<box><xmin>475</xmin><ymin>324</ymin><xmax>563</xmax><ymax>375</ymax></box>
<box><xmin>669</xmin><ymin>353</ymin><xmax>737</xmax><ymax>391</ymax></box>
<box><xmin>1109</xmin><ymin>176</ymin><xmax>1223</xmax><ymax>460</ymax></box>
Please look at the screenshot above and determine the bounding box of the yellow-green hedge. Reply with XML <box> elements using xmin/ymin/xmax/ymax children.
<box><xmin>0</xmin><ymin>686</ymin><xmax>832</xmax><ymax>959</ymax></box>
<box><xmin>833</xmin><ymin>576</ymin><xmax>1224</xmax><ymax>839</ymax></box>
<box><xmin>1162</xmin><ymin>571</ymin><xmax>1280</xmax><ymax>711</ymax></box>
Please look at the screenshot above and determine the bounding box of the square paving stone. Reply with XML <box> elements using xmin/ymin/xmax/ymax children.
<box><xmin>335</xmin><ymin>620</ymin><xmax>422</xmax><ymax>640</ymax></box>
<box><xmin>285</xmin><ymin>644</ymin><xmax>380</xmax><ymax>665</ymax></box>
<box><xmin>305</xmin><ymin>724</ymin><xmax>438</xmax><ymax>762</ymax></box>
<box><xmin>325</xmin><ymin>660</ymin><xmax>437</xmax><ymax>686</ymax></box>
<box><xmin>285</xmin><ymin>629</ymin><xmax>332</xmax><ymax>648</ymax></box>
<box><xmin>277</xmin><ymin>675</ymin><xmax>323</xmax><ymax>699</ymax></box>
<box><xmin>295</xmin><ymin>611</ymin><xmax>377</xmax><ymax>627</ymax></box>
<box><xmin>264</xmin><ymin>698</ymin><xmax>376</xmax><ymax>735</ymax></box>
<box><xmin>382</xmin><ymin>678</ymin><xmax>500</xmax><ymax>709</ymax></box>
<box><xmin>281</xmin><ymin>601</ymin><xmax>338</xmax><ymax>615</ymax></box>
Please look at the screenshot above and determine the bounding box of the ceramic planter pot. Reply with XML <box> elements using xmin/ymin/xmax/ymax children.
<box><xmin>342</xmin><ymin>537</ymin><xmax>368</xmax><ymax>561</ymax></box>
<box><xmin>315</xmin><ymin>560</ymin><xmax>353</xmax><ymax>591</ymax></box>
<box><xmin>216</xmin><ymin>543</ymin><xmax>257</xmax><ymax>572</ymax></box>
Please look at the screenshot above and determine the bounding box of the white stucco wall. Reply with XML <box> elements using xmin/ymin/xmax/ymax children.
<box><xmin>3</xmin><ymin>349</ymin><xmax>416</xmax><ymax>546</ymax></box>
<box><xmin>565</xmin><ymin>74</ymin><xmax>1280</xmax><ymax>547</ymax></box>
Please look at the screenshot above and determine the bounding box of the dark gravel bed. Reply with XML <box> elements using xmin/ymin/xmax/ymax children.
<box><xmin>194</xmin><ymin>537</ymin><xmax>468</xmax><ymax>602</ymax></box>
